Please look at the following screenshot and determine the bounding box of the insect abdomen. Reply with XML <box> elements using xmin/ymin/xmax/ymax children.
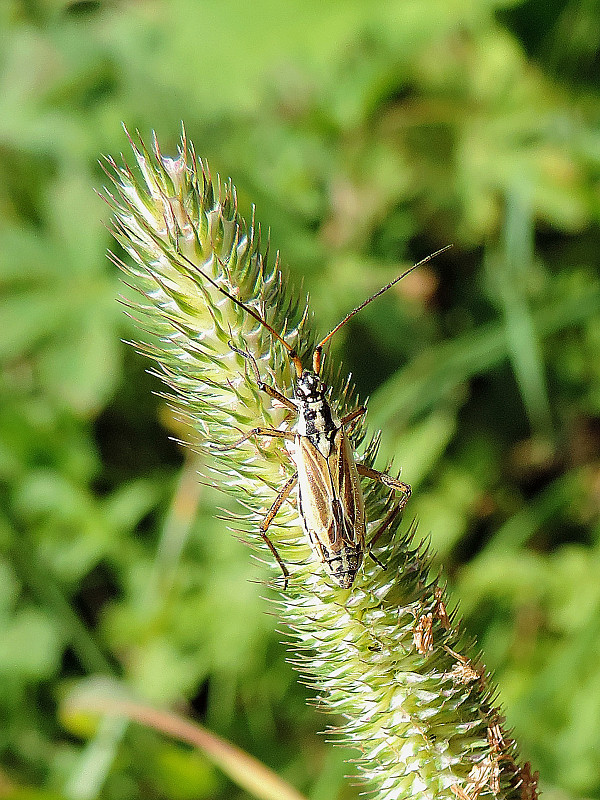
<box><xmin>322</xmin><ymin>545</ymin><xmax>363</xmax><ymax>589</ymax></box>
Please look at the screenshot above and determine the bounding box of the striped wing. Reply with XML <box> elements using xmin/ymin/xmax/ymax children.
<box><xmin>295</xmin><ymin>429</ymin><xmax>366</xmax><ymax>586</ymax></box>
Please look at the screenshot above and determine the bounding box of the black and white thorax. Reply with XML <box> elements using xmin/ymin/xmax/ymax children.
<box><xmin>293</xmin><ymin>371</ymin><xmax>340</xmax><ymax>458</ymax></box>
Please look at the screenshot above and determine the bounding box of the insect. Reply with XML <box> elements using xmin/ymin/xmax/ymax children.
<box><xmin>177</xmin><ymin>244</ymin><xmax>450</xmax><ymax>588</ymax></box>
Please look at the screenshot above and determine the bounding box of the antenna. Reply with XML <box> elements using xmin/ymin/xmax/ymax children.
<box><xmin>175</xmin><ymin>250</ymin><xmax>304</xmax><ymax>376</ymax></box>
<box><xmin>312</xmin><ymin>245</ymin><xmax>452</xmax><ymax>374</ymax></box>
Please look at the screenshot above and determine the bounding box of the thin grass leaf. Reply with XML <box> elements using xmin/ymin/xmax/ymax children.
<box><xmin>63</xmin><ymin>678</ymin><xmax>308</xmax><ymax>800</ymax></box>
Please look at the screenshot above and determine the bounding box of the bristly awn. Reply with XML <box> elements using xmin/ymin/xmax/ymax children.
<box><xmin>176</xmin><ymin>244</ymin><xmax>451</xmax><ymax>589</ymax></box>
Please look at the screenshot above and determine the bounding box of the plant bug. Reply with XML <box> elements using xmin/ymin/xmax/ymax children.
<box><xmin>176</xmin><ymin>244</ymin><xmax>451</xmax><ymax>588</ymax></box>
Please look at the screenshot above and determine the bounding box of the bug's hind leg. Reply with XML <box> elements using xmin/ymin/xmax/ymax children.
<box><xmin>358</xmin><ymin>464</ymin><xmax>411</xmax><ymax>568</ymax></box>
<box><xmin>258</xmin><ymin>472</ymin><xmax>298</xmax><ymax>590</ymax></box>
<box><xmin>340</xmin><ymin>406</ymin><xmax>366</xmax><ymax>427</ymax></box>
<box><xmin>367</xmin><ymin>502</ymin><xmax>403</xmax><ymax>555</ymax></box>
<box><xmin>357</xmin><ymin>464</ymin><xmax>411</xmax><ymax>514</ymax></box>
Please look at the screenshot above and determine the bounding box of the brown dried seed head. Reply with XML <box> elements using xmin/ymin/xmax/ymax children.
<box><xmin>414</xmin><ymin>613</ymin><xmax>434</xmax><ymax>654</ymax></box>
<box><xmin>433</xmin><ymin>585</ymin><xmax>451</xmax><ymax>629</ymax></box>
<box><xmin>519</xmin><ymin>762</ymin><xmax>539</xmax><ymax>800</ymax></box>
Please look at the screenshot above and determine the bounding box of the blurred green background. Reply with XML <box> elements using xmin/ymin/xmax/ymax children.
<box><xmin>2</xmin><ymin>0</ymin><xmax>600</xmax><ymax>798</ymax></box>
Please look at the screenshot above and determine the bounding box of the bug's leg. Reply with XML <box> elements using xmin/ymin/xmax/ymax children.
<box><xmin>259</xmin><ymin>472</ymin><xmax>298</xmax><ymax>589</ymax></box>
<box><xmin>229</xmin><ymin>341</ymin><xmax>298</xmax><ymax>412</ymax></box>
<box><xmin>358</xmin><ymin>463</ymin><xmax>411</xmax><ymax>566</ymax></box>
<box><xmin>340</xmin><ymin>406</ymin><xmax>366</xmax><ymax>426</ymax></box>
<box><xmin>356</xmin><ymin>464</ymin><xmax>412</xmax><ymax>513</ymax></box>
<box><xmin>261</xmin><ymin>472</ymin><xmax>298</xmax><ymax>533</ymax></box>
<box><xmin>367</xmin><ymin>502</ymin><xmax>402</xmax><ymax>553</ymax></box>
<box><xmin>214</xmin><ymin>427</ymin><xmax>294</xmax><ymax>452</ymax></box>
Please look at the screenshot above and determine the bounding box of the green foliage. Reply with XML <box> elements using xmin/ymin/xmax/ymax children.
<box><xmin>1</xmin><ymin>0</ymin><xmax>600</xmax><ymax>798</ymax></box>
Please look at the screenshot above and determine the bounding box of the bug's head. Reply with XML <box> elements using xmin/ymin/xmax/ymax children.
<box><xmin>294</xmin><ymin>370</ymin><xmax>326</xmax><ymax>403</ymax></box>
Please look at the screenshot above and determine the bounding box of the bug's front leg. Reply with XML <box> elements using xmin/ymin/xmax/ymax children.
<box><xmin>229</xmin><ymin>341</ymin><xmax>298</xmax><ymax>412</ymax></box>
<box><xmin>214</xmin><ymin>427</ymin><xmax>294</xmax><ymax>452</ymax></box>
<box><xmin>259</xmin><ymin>472</ymin><xmax>298</xmax><ymax>589</ymax></box>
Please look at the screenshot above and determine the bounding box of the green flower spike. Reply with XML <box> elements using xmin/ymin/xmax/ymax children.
<box><xmin>105</xmin><ymin>128</ymin><xmax>539</xmax><ymax>800</ymax></box>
